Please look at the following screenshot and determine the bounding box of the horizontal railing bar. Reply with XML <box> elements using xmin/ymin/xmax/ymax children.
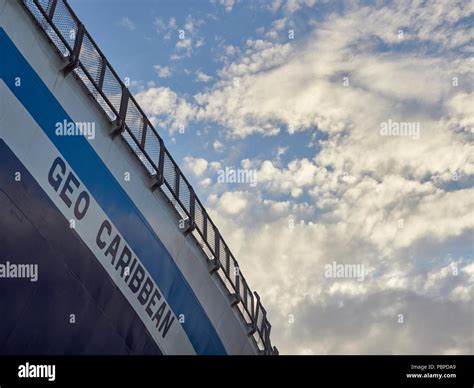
<box><xmin>31</xmin><ymin>0</ymin><xmax>74</xmax><ymax>54</ymax></box>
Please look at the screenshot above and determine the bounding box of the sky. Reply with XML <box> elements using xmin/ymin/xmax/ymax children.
<box><xmin>69</xmin><ymin>0</ymin><xmax>474</xmax><ymax>355</ymax></box>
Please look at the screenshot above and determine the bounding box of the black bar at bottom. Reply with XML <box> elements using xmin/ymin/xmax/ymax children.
<box><xmin>0</xmin><ymin>355</ymin><xmax>471</xmax><ymax>387</ymax></box>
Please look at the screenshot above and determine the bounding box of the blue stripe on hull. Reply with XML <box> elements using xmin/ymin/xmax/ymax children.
<box><xmin>0</xmin><ymin>140</ymin><xmax>162</xmax><ymax>355</ymax></box>
<box><xmin>0</xmin><ymin>27</ymin><xmax>226</xmax><ymax>355</ymax></box>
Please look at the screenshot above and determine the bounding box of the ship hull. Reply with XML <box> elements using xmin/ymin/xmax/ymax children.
<box><xmin>0</xmin><ymin>0</ymin><xmax>266</xmax><ymax>355</ymax></box>
<box><xmin>0</xmin><ymin>140</ymin><xmax>162</xmax><ymax>355</ymax></box>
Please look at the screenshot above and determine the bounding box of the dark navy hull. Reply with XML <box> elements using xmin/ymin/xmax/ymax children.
<box><xmin>0</xmin><ymin>140</ymin><xmax>161</xmax><ymax>355</ymax></box>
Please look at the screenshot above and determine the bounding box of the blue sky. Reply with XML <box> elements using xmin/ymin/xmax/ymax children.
<box><xmin>69</xmin><ymin>0</ymin><xmax>473</xmax><ymax>355</ymax></box>
<box><xmin>70</xmin><ymin>0</ymin><xmax>325</xmax><ymax>181</ymax></box>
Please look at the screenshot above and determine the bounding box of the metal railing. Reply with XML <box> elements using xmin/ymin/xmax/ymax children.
<box><xmin>20</xmin><ymin>0</ymin><xmax>278</xmax><ymax>355</ymax></box>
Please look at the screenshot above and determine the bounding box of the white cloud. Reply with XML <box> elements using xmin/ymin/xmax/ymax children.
<box><xmin>209</xmin><ymin>161</ymin><xmax>222</xmax><ymax>171</ymax></box>
<box><xmin>217</xmin><ymin>191</ymin><xmax>249</xmax><ymax>215</ymax></box>
<box><xmin>225</xmin><ymin>45</ymin><xmax>238</xmax><ymax>56</ymax></box>
<box><xmin>176</xmin><ymin>38</ymin><xmax>192</xmax><ymax>50</ymax></box>
<box><xmin>154</xmin><ymin>17</ymin><xmax>177</xmax><ymax>39</ymax></box>
<box><xmin>154</xmin><ymin>65</ymin><xmax>171</xmax><ymax>78</ymax></box>
<box><xmin>196</xmin><ymin>70</ymin><xmax>213</xmax><ymax>83</ymax></box>
<box><xmin>447</xmin><ymin>92</ymin><xmax>474</xmax><ymax>133</ymax></box>
<box><xmin>190</xmin><ymin>0</ymin><xmax>474</xmax><ymax>355</ymax></box>
<box><xmin>269</xmin><ymin>0</ymin><xmax>319</xmax><ymax>13</ymax></box>
<box><xmin>285</xmin><ymin>0</ymin><xmax>317</xmax><ymax>13</ymax></box>
<box><xmin>218</xmin><ymin>39</ymin><xmax>293</xmax><ymax>78</ymax></box>
<box><xmin>207</xmin><ymin>187</ymin><xmax>473</xmax><ymax>354</ymax></box>
<box><xmin>170</xmin><ymin>53</ymin><xmax>183</xmax><ymax>61</ymax></box>
<box><xmin>118</xmin><ymin>16</ymin><xmax>135</xmax><ymax>31</ymax></box>
<box><xmin>256</xmin><ymin>158</ymin><xmax>319</xmax><ymax>198</ymax></box>
<box><xmin>195</xmin><ymin>38</ymin><xmax>205</xmax><ymax>48</ymax></box>
<box><xmin>213</xmin><ymin>0</ymin><xmax>237</xmax><ymax>12</ymax></box>
<box><xmin>134</xmin><ymin>0</ymin><xmax>473</xmax><ymax>355</ymax></box>
<box><xmin>268</xmin><ymin>0</ymin><xmax>283</xmax><ymax>12</ymax></box>
<box><xmin>200</xmin><ymin>177</ymin><xmax>212</xmax><ymax>188</ymax></box>
<box><xmin>273</xmin><ymin>17</ymin><xmax>287</xmax><ymax>30</ymax></box>
<box><xmin>275</xmin><ymin>146</ymin><xmax>287</xmax><ymax>158</ymax></box>
<box><xmin>154</xmin><ymin>18</ymin><xmax>166</xmax><ymax>32</ymax></box>
<box><xmin>170</xmin><ymin>15</ymin><xmax>205</xmax><ymax>58</ymax></box>
<box><xmin>264</xmin><ymin>17</ymin><xmax>290</xmax><ymax>40</ymax></box>
<box><xmin>213</xmin><ymin>140</ymin><xmax>224</xmax><ymax>152</ymax></box>
<box><xmin>184</xmin><ymin>15</ymin><xmax>204</xmax><ymax>33</ymax></box>
<box><xmin>183</xmin><ymin>156</ymin><xmax>209</xmax><ymax>176</ymax></box>
<box><xmin>134</xmin><ymin>87</ymin><xmax>197</xmax><ymax>134</ymax></box>
<box><xmin>193</xmin><ymin>2</ymin><xmax>474</xmax><ymax>181</ymax></box>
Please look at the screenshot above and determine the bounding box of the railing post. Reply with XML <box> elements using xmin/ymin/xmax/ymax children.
<box><xmin>111</xmin><ymin>85</ymin><xmax>128</xmax><ymax>137</ymax></box>
<box><xmin>97</xmin><ymin>56</ymin><xmax>107</xmax><ymax>90</ymax></box>
<box><xmin>209</xmin><ymin>228</ymin><xmax>220</xmax><ymax>273</ymax></box>
<box><xmin>149</xmin><ymin>137</ymin><xmax>164</xmax><ymax>191</ymax></box>
<box><xmin>174</xmin><ymin>164</ymin><xmax>180</xmax><ymax>197</ymax></box>
<box><xmin>264</xmin><ymin>322</ymin><xmax>272</xmax><ymax>355</ymax></box>
<box><xmin>203</xmin><ymin>213</ymin><xmax>208</xmax><ymax>240</ymax></box>
<box><xmin>254</xmin><ymin>291</ymin><xmax>261</xmax><ymax>324</ymax></box>
<box><xmin>182</xmin><ymin>189</ymin><xmax>196</xmax><ymax>236</ymax></box>
<box><xmin>235</xmin><ymin>269</ymin><xmax>240</xmax><ymax>296</ymax></box>
<box><xmin>158</xmin><ymin>139</ymin><xmax>165</xmax><ymax>181</ymax></box>
<box><xmin>250</xmin><ymin>287</ymin><xmax>255</xmax><ymax>320</ymax></box>
<box><xmin>215</xmin><ymin>232</ymin><xmax>220</xmax><ymax>260</ymax></box>
<box><xmin>62</xmin><ymin>22</ymin><xmax>84</xmax><ymax>76</ymax></box>
<box><xmin>189</xmin><ymin>190</ymin><xmax>195</xmax><ymax>221</ymax></box>
<box><xmin>225</xmin><ymin>247</ymin><xmax>230</xmax><ymax>275</ymax></box>
<box><xmin>47</xmin><ymin>0</ymin><xmax>58</xmax><ymax>20</ymax></box>
<box><xmin>229</xmin><ymin>259</ymin><xmax>241</xmax><ymax>307</ymax></box>
<box><xmin>140</xmin><ymin>120</ymin><xmax>148</xmax><ymax>149</ymax></box>
<box><xmin>247</xmin><ymin>321</ymin><xmax>257</xmax><ymax>336</ymax></box>
<box><xmin>243</xmin><ymin>279</ymin><xmax>248</xmax><ymax>306</ymax></box>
